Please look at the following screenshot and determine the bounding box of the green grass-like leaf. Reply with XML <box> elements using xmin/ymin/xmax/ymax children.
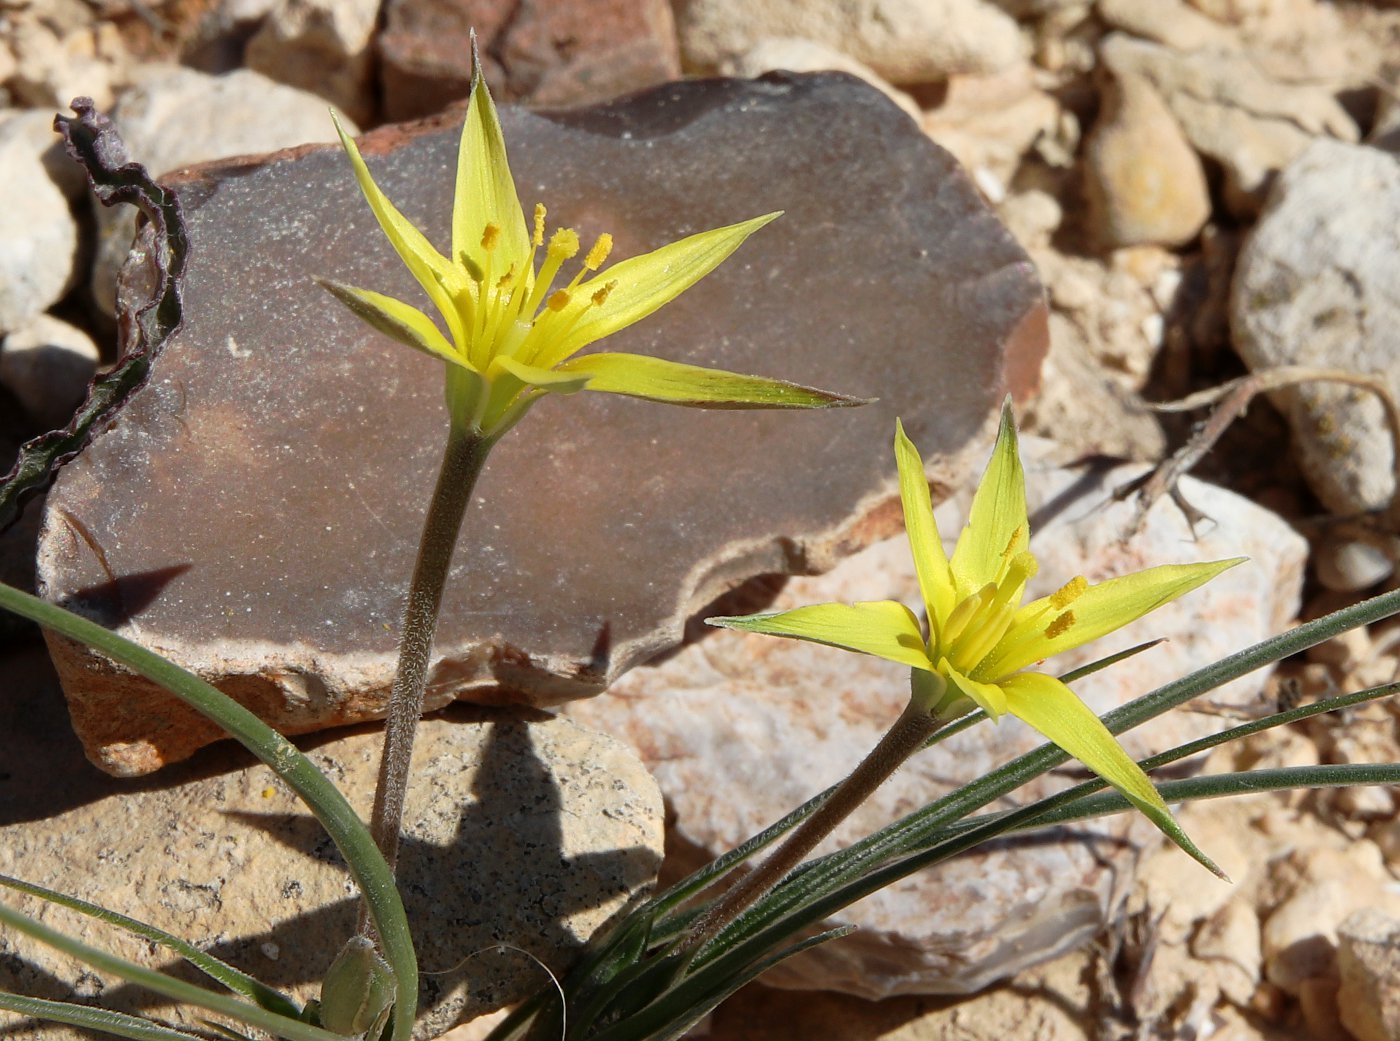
<box><xmin>0</xmin><ymin>580</ymin><xmax>418</xmax><ymax>1041</ymax></box>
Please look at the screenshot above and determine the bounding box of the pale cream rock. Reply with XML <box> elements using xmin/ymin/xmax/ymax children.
<box><xmin>1099</xmin><ymin>0</ymin><xmax>1237</xmax><ymax>49</ymax></box>
<box><xmin>0</xmin><ymin>313</ymin><xmax>99</xmax><ymax>431</ymax></box>
<box><xmin>1262</xmin><ymin>843</ymin><xmax>1400</xmax><ymax>997</ymax></box>
<box><xmin>1100</xmin><ymin>33</ymin><xmax>1357</xmax><ymax>214</ymax></box>
<box><xmin>0</xmin><ymin>110</ymin><xmax>83</xmax><ymax>334</ymax></box>
<box><xmin>90</xmin><ymin>67</ymin><xmax>358</xmax><ymax>318</ymax></box>
<box><xmin>923</xmin><ymin>65</ymin><xmax>1061</xmax><ymax>198</ymax></box>
<box><xmin>675</xmin><ymin>0</ymin><xmax>1026</xmax><ymax>83</ymax></box>
<box><xmin>1231</xmin><ymin>139</ymin><xmax>1400</xmax><ymax>516</ymax></box>
<box><xmin>1085</xmin><ymin>70</ymin><xmax>1211</xmax><ymax>249</ymax></box>
<box><xmin>245</xmin><ymin>0</ymin><xmax>380</xmax><ymax>125</ymax></box>
<box><xmin>568</xmin><ymin>442</ymin><xmax>1305</xmax><ymax>997</ymax></box>
<box><xmin>722</xmin><ymin>37</ymin><xmax>921</xmax><ymax>121</ymax></box>
<box><xmin>1337</xmin><ymin>909</ymin><xmax>1400</xmax><ymax>1041</ymax></box>
<box><xmin>0</xmin><ymin>711</ymin><xmax>664</xmax><ymax>1040</ymax></box>
<box><xmin>1193</xmin><ymin>901</ymin><xmax>1263</xmax><ymax>1007</ymax></box>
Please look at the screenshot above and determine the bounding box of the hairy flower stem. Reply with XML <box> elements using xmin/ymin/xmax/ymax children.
<box><xmin>679</xmin><ymin>699</ymin><xmax>941</xmax><ymax>957</ymax></box>
<box><xmin>368</xmin><ymin>424</ymin><xmax>492</xmax><ymax>881</ymax></box>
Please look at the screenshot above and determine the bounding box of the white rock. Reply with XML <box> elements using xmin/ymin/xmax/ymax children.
<box><xmin>1192</xmin><ymin>901</ymin><xmax>1263</xmax><ymax>1007</ymax></box>
<box><xmin>722</xmin><ymin>36</ymin><xmax>921</xmax><ymax>122</ymax></box>
<box><xmin>91</xmin><ymin>67</ymin><xmax>359</xmax><ymax>319</ymax></box>
<box><xmin>1100</xmin><ymin>33</ymin><xmax>1357</xmax><ymax>214</ymax></box>
<box><xmin>0</xmin><ymin>111</ymin><xmax>83</xmax><ymax>334</ymax></box>
<box><xmin>676</xmin><ymin>0</ymin><xmax>1025</xmax><ymax>84</ymax></box>
<box><xmin>1099</xmin><ymin>0</ymin><xmax>1237</xmax><ymax>49</ymax></box>
<box><xmin>567</xmin><ymin>439</ymin><xmax>1305</xmax><ymax>997</ymax></box>
<box><xmin>1231</xmin><ymin>139</ymin><xmax>1400</xmax><ymax>515</ymax></box>
<box><xmin>0</xmin><ymin>711</ymin><xmax>664</xmax><ymax>1040</ymax></box>
<box><xmin>1338</xmin><ymin>908</ymin><xmax>1400</xmax><ymax>1041</ymax></box>
<box><xmin>0</xmin><ymin>313</ymin><xmax>99</xmax><ymax>431</ymax></box>
<box><xmin>1314</xmin><ymin>537</ymin><xmax>1395</xmax><ymax>592</ymax></box>
<box><xmin>923</xmin><ymin>66</ymin><xmax>1061</xmax><ymax>195</ymax></box>
<box><xmin>245</xmin><ymin>0</ymin><xmax>379</xmax><ymax>125</ymax></box>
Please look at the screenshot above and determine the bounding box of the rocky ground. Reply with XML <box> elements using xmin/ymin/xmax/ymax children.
<box><xmin>5</xmin><ymin>0</ymin><xmax>1400</xmax><ymax>1039</ymax></box>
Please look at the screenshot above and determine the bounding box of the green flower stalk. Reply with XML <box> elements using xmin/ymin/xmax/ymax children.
<box><xmin>688</xmin><ymin>403</ymin><xmax>1241</xmax><ymax>953</ymax></box>
<box><xmin>322</xmin><ymin>51</ymin><xmax>863</xmax><ymax>884</ymax></box>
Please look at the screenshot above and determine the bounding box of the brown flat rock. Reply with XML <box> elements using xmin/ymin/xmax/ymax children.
<box><xmin>38</xmin><ymin>72</ymin><xmax>1047</xmax><ymax>775</ymax></box>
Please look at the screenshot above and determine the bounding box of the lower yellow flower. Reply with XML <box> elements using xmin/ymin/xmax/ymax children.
<box><xmin>711</xmin><ymin>403</ymin><xmax>1245</xmax><ymax>876</ymax></box>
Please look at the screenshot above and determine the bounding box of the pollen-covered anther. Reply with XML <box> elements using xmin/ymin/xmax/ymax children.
<box><xmin>1002</xmin><ymin>525</ymin><xmax>1026</xmax><ymax>559</ymax></box>
<box><xmin>532</xmin><ymin>203</ymin><xmax>546</xmax><ymax>247</ymax></box>
<box><xmin>481</xmin><ymin>223</ymin><xmax>501</xmax><ymax>252</ymax></box>
<box><xmin>1045</xmin><ymin>610</ymin><xmax>1075</xmax><ymax>640</ymax></box>
<box><xmin>547</xmin><ymin>289</ymin><xmax>572</xmax><ymax>312</ymax></box>
<box><xmin>585</xmin><ymin>233</ymin><xmax>613</xmax><ymax>271</ymax></box>
<box><xmin>1050</xmin><ymin>576</ymin><xmax>1088</xmax><ymax>610</ymax></box>
<box><xmin>548</xmin><ymin>227</ymin><xmax>580</xmax><ymax>261</ymax></box>
<box><xmin>591</xmin><ymin>279</ymin><xmax>618</xmax><ymax>307</ymax></box>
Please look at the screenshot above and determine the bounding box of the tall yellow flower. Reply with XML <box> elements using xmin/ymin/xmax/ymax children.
<box><xmin>712</xmin><ymin>404</ymin><xmax>1244</xmax><ymax>872</ymax></box>
<box><xmin>319</xmin><ymin>61</ymin><xmax>859</xmax><ymax>438</ymax></box>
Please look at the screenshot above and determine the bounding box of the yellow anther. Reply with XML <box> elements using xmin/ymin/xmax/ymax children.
<box><xmin>547</xmin><ymin>289</ymin><xmax>572</xmax><ymax>311</ymax></box>
<box><xmin>585</xmin><ymin>233</ymin><xmax>613</xmax><ymax>271</ymax></box>
<box><xmin>456</xmin><ymin>249</ymin><xmax>484</xmax><ymax>283</ymax></box>
<box><xmin>1045</xmin><ymin>610</ymin><xmax>1075</xmax><ymax>640</ymax></box>
<box><xmin>943</xmin><ymin>583</ymin><xmax>996</xmax><ymax>645</ymax></box>
<box><xmin>547</xmin><ymin>227</ymin><xmax>580</xmax><ymax>261</ymax></box>
<box><xmin>532</xmin><ymin>203</ymin><xmax>546</xmax><ymax>247</ymax></box>
<box><xmin>591</xmin><ymin>279</ymin><xmax>618</xmax><ymax>307</ymax></box>
<box><xmin>1050</xmin><ymin>576</ymin><xmax>1088</xmax><ymax>610</ymax></box>
<box><xmin>1010</xmin><ymin>551</ymin><xmax>1038</xmax><ymax>582</ymax></box>
<box><xmin>481</xmin><ymin>223</ymin><xmax>501</xmax><ymax>252</ymax></box>
<box><xmin>496</xmin><ymin>265</ymin><xmax>515</xmax><ymax>291</ymax></box>
<box><xmin>1002</xmin><ymin>525</ymin><xmax>1026</xmax><ymax>559</ymax></box>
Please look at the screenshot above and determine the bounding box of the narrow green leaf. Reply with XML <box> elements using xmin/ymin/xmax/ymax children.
<box><xmin>0</xmin><ymin>992</ymin><xmax>209</xmax><ymax>1041</ymax></box>
<box><xmin>0</xmin><ymin>874</ymin><xmax>300</xmax><ymax>1020</ymax></box>
<box><xmin>0</xmin><ymin>581</ymin><xmax>418</xmax><ymax>1041</ymax></box>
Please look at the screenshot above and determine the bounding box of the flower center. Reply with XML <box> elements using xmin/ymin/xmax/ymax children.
<box><xmin>940</xmin><ymin>548</ymin><xmax>1038</xmax><ymax>673</ymax></box>
<box><xmin>449</xmin><ymin>204</ymin><xmax>617</xmax><ymax>371</ymax></box>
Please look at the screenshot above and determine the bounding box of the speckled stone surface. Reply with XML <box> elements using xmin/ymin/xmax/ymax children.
<box><xmin>0</xmin><ymin>707</ymin><xmax>663</xmax><ymax>1039</ymax></box>
<box><xmin>566</xmin><ymin>439</ymin><xmax>1307</xmax><ymax>997</ymax></box>
<box><xmin>38</xmin><ymin>72</ymin><xmax>1047</xmax><ymax>776</ymax></box>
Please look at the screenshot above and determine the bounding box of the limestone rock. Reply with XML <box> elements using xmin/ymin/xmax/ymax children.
<box><xmin>1338</xmin><ymin>909</ymin><xmax>1400</xmax><ymax>1041</ymax></box>
<box><xmin>0</xmin><ymin>110</ymin><xmax>84</xmax><ymax>334</ymax></box>
<box><xmin>245</xmin><ymin>0</ymin><xmax>380</xmax><ymax>125</ymax></box>
<box><xmin>1193</xmin><ymin>901</ymin><xmax>1263</xmax><ymax>1008</ymax></box>
<box><xmin>91</xmin><ymin>66</ymin><xmax>358</xmax><ymax>319</ymax></box>
<box><xmin>1099</xmin><ymin>0</ymin><xmax>1237</xmax><ymax>50</ymax></box>
<box><xmin>0</xmin><ymin>709</ymin><xmax>664</xmax><ymax>1040</ymax></box>
<box><xmin>1100</xmin><ymin>33</ymin><xmax>1358</xmax><ymax>214</ymax></box>
<box><xmin>565</xmin><ymin>441</ymin><xmax>1306</xmax><ymax>997</ymax></box>
<box><xmin>6</xmin><ymin>1</ymin><xmax>131</xmax><ymax>110</ymax></box>
<box><xmin>721</xmin><ymin>37</ymin><xmax>921</xmax><ymax>122</ymax></box>
<box><xmin>378</xmin><ymin>0</ymin><xmax>681</xmax><ymax>121</ymax></box>
<box><xmin>0</xmin><ymin>312</ymin><xmax>99</xmax><ymax>433</ymax></box>
<box><xmin>1085</xmin><ymin>70</ymin><xmax>1211</xmax><ymax>249</ymax></box>
<box><xmin>675</xmin><ymin>0</ymin><xmax>1026</xmax><ymax>83</ymax></box>
<box><xmin>1231</xmin><ymin>139</ymin><xmax>1400</xmax><ymax>515</ymax></box>
<box><xmin>40</xmin><ymin>73</ymin><xmax>1048</xmax><ymax>776</ymax></box>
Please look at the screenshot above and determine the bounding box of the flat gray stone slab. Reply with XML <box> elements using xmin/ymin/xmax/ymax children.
<box><xmin>38</xmin><ymin>73</ymin><xmax>1046</xmax><ymax>776</ymax></box>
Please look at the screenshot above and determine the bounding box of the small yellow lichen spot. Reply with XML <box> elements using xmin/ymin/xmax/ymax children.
<box><xmin>1045</xmin><ymin>611</ymin><xmax>1075</xmax><ymax>640</ymax></box>
<box><xmin>261</xmin><ymin>786</ymin><xmax>276</xmax><ymax>799</ymax></box>
<box><xmin>481</xmin><ymin>223</ymin><xmax>501</xmax><ymax>252</ymax></box>
<box><xmin>1050</xmin><ymin>576</ymin><xmax>1087</xmax><ymax>610</ymax></box>
<box><xmin>585</xmin><ymin>233</ymin><xmax>613</xmax><ymax>271</ymax></box>
<box><xmin>547</xmin><ymin>289</ymin><xmax>572</xmax><ymax>311</ymax></box>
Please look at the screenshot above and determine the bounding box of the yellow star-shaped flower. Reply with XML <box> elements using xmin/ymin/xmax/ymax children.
<box><xmin>712</xmin><ymin>404</ymin><xmax>1244</xmax><ymax>873</ymax></box>
<box><xmin>319</xmin><ymin>59</ymin><xmax>859</xmax><ymax>438</ymax></box>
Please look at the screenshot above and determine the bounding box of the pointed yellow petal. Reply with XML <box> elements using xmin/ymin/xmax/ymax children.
<box><xmin>491</xmin><ymin>354</ymin><xmax>591</xmax><ymax>394</ymax></box>
<box><xmin>1001</xmin><ymin>672</ymin><xmax>1225</xmax><ymax>877</ymax></box>
<box><xmin>981</xmin><ymin>558</ymin><xmax>1246</xmax><ymax>679</ymax></box>
<box><xmin>708</xmin><ymin>602</ymin><xmax>933</xmax><ymax>672</ymax></box>
<box><xmin>950</xmin><ymin>400</ymin><xmax>1028</xmax><ymax>597</ymax></box>
<box><xmin>894</xmin><ymin>419</ymin><xmax>955</xmax><ymax>636</ymax></box>
<box><xmin>315</xmin><ymin>277</ymin><xmax>467</xmax><ymax>369</ymax></box>
<box><xmin>331</xmin><ymin>114</ymin><xmax>462</xmax><ymax>321</ymax></box>
<box><xmin>453</xmin><ymin>57</ymin><xmax>531</xmax><ymax>274</ymax></box>
<box><xmin>555</xmin><ymin>352</ymin><xmax>868</xmax><ymax>409</ymax></box>
<box><xmin>939</xmin><ymin>659</ymin><xmax>1009</xmax><ymax>719</ymax></box>
<box><xmin>533</xmin><ymin>212</ymin><xmax>782</xmax><ymax>367</ymax></box>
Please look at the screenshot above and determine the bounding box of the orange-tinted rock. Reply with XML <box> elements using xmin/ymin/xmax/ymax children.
<box><xmin>38</xmin><ymin>73</ymin><xmax>1047</xmax><ymax>775</ymax></box>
